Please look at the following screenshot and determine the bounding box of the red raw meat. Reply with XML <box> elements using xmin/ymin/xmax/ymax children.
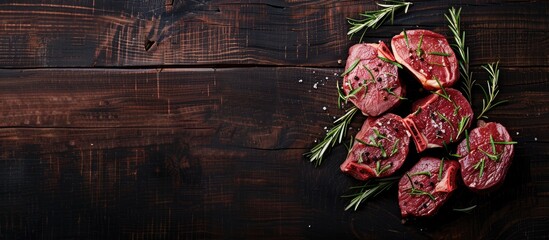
<box><xmin>456</xmin><ymin>121</ymin><xmax>515</xmax><ymax>191</ymax></box>
<box><xmin>340</xmin><ymin>113</ymin><xmax>410</xmax><ymax>181</ymax></box>
<box><xmin>391</xmin><ymin>30</ymin><xmax>459</xmax><ymax>90</ymax></box>
<box><xmin>403</xmin><ymin>88</ymin><xmax>473</xmax><ymax>153</ymax></box>
<box><xmin>342</xmin><ymin>42</ymin><xmax>405</xmax><ymax>117</ymax></box>
<box><xmin>398</xmin><ymin>157</ymin><xmax>460</xmax><ymax>218</ymax></box>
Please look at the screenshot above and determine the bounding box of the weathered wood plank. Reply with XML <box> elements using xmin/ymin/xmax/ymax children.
<box><xmin>0</xmin><ymin>67</ymin><xmax>547</xmax><ymax>238</ymax></box>
<box><xmin>0</xmin><ymin>0</ymin><xmax>547</xmax><ymax>68</ymax></box>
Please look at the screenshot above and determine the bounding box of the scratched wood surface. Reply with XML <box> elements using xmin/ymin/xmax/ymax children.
<box><xmin>0</xmin><ymin>0</ymin><xmax>548</xmax><ymax>239</ymax></box>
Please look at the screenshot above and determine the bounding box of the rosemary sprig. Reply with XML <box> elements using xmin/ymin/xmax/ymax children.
<box><xmin>477</xmin><ymin>62</ymin><xmax>507</xmax><ymax>119</ymax></box>
<box><xmin>343</xmin><ymin>176</ymin><xmax>400</xmax><ymax>211</ymax></box>
<box><xmin>305</xmin><ymin>107</ymin><xmax>358</xmax><ymax>166</ymax></box>
<box><xmin>445</xmin><ymin>7</ymin><xmax>475</xmax><ymax>103</ymax></box>
<box><xmin>347</xmin><ymin>0</ymin><xmax>413</xmax><ymax>42</ymax></box>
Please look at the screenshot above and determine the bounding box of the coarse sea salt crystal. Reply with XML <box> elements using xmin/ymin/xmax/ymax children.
<box><xmin>322</xmin><ymin>106</ymin><xmax>327</xmax><ymax>111</ymax></box>
<box><xmin>298</xmin><ymin>79</ymin><xmax>303</xmax><ymax>83</ymax></box>
<box><xmin>313</xmin><ymin>82</ymin><xmax>318</xmax><ymax>89</ymax></box>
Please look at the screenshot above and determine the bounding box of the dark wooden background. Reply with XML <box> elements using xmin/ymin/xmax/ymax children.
<box><xmin>0</xmin><ymin>0</ymin><xmax>547</xmax><ymax>239</ymax></box>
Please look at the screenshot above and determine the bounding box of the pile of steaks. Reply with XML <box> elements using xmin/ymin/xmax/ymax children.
<box><xmin>339</xmin><ymin>30</ymin><xmax>515</xmax><ymax>218</ymax></box>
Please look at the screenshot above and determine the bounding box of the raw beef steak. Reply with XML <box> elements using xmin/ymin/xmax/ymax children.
<box><xmin>403</xmin><ymin>88</ymin><xmax>473</xmax><ymax>153</ymax></box>
<box><xmin>340</xmin><ymin>113</ymin><xmax>410</xmax><ymax>181</ymax></box>
<box><xmin>398</xmin><ymin>157</ymin><xmax>460</xmax><ymax>218</ymax></box>
<box><xmin>456</xmin><ymin>121</ymin><xmax>515</xmax><ymax>191</ymax></box>
<box><xmin>341</xmin><ymin>42</ymin><xmax>405</xmax><ymax>117</ymax></box>
<box><xmin>391</xmin><ymin>30</ymin><xmax>459</xmax><ymax>90</ymax></box>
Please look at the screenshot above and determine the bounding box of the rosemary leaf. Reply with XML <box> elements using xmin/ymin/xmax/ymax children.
<box><xmin>403</xmin><ymin>30</ymin><xmax>410</xmax><ymax>48</ymax></box>
<box><xmin>428</xmin><ymin>51</ymin><xmax>451</xmax><ymax>57</ymax></box>
<box><xmin>341</xmin><ymin>59</ymin><xmax>361</xmax><ymax>77</ymax></box>
<box><xmin>378</xmin><ymin>56</ymin><xmax>403</xmax><ymax>69</ymax></box>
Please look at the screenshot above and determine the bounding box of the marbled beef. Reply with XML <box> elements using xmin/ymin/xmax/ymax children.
<box><xmin>398</xmin><ymin>157</ymin><xmax>460</xmax><ymax>218</ymax></box>
<box><xmin>403</xmin><ymin>88</ymin><xmax>473</xmax><ymax>153</ymax></box>
<box><xmin>391</xmin><ymin>30</ymin><xmax>459</xmax><ymax>90</ymax></box>
<box><xmin>341</xmin><ymin>42</ymin><xmax>405</xmax><ymax>117</ymax></box>
<box><xmin>456</xmin><ymin>121</ymin><xmax>515</xmax><ymax>191</ymax></box>
<box><xmin>340</xmin><ymin>113</ymin><xmax>410</xmax><ymax>181</ymax></box>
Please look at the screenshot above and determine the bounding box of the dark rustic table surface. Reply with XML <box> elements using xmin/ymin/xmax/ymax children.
<box><xmin>0</xmin><ymin>0</ymin><xmax>547</xmax><ymax>239</ymax></box>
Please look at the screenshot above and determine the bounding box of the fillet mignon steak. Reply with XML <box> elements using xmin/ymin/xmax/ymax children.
<box><xmin>341</xmin><ymin>42</ymin><xmax>405</xmax><ymax>117</ymax></box>
<box><xmin>391</xmin><ymin>30</ymin><xmax>459</xmax><ymax>90</ymax></box>
<box><xmin>340</xmin><ymin>113</ymin><xmax>410</xmax><ymax>181</ymax></box>
<box><xmin>403</xmin><ymin>88</ymin><xmax>473</xmax><ymax>153</ymax></box>
<box><xmin>398</xmin><ymin>157</ymin><xmax>460</xmax><ymax>218</ymax></box>
<box><xmin>456</xmin><ymin>121</ymin><xmax>515</xmax><ymax>191</ymax></box>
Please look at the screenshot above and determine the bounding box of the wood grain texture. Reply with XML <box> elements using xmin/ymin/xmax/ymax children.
<box><xmin>0</xmin><ymin>0</ymin><xmax>548</xmax><ymax>239</ymax></box>
<box><xmin>0</xmin><ymin>0</ymin><xmax>547</xmax><ymax>68</ymax></box>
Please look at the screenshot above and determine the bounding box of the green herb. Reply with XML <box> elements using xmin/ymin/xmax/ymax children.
<box><xmin>356</xmin><ymin>138</ymin><xmax>374</xmax><ymax>147</ymax></box>
<box><xmin>455</xmin><ymin>116</ymin><xmax>470</xmax><ymax>140</ymax></box>
<box><xmin>477</xmin><ymin>62</ymin><xmax>507</xmax><ymax>119</ymax></box>
<box><xmin>403</xmin><ymin>30</ymin><xmax>410</xmax><ymax>48</ymax></box>
<box><xmin>375</xmin><ymin>161</ymin><xmax>392</xmax><ymax>176</ymax></box>
<box><xmin>438</xmin><ymin>158</ymin><xmax>445</xmax><ymax>181</ymax></box>
<box><xmin>427</xmin><ymin>61</ymin><xmax>446</xmax><ymax>67</ymax></box>
<box><xmin>411</xmin><ymin>188</ymin><xmax>436</xmax><ymax>200</ymax></box>
<box><xmin>410</xmin><ymin>171</ymin><xmax>432</xmax><ymax>177</ymax></box>
<box><xmin>416</xmin><ymin>34</ymin><xmax>424</xmax><ymax>58</ymax></box>
<box><xmin>479</xmin><ymin>135</ymin><xmax>502</xmax><ymax>162</ymax></box>
<box><xmin>445</xmin><ymin>7</ymin><xmax>475</xmax><ymax>103</ymax></box>
<box><xmin>373</xmin><ymin>128</ymin><xmax>388</xmax><ymax>140</ymax></box>
<box><xmin>347</xmin><ymin>0</ymin><xmax>413</xmax><ymax>42</ymax></box>
<box><xmin>363</xmin><ymin>64</ymin><xmax>376</xmax><ymax>81</ymax></box>
<box><xmin>342</xmin><ymin>176</ymin><xmax>400</xmax><ymax>211</ymax></box>
<box><xmin>473</xmin><ymin>158</ymin><xmax>486</xmax><ymax>178</ymax></box>
<box><xmin>305</xmin><ymin>107</ymin><xmax>358</xmax><ymax>166</ymax></box>
<box><xmin>341</xmin><ymin>59</ymin><xmax>361</xmax><ymax>77</ymax></box>
<box><xmin>377</xmin><ymin>56</ymin><xmax>403</xmax><ymax>69</ymax></box>
<box><xmin>357</xmin><ymin>154</ymin><xmax>364</xmax><ymax>164</ymax></box>
<box><xmin>383</xmin><ymin>87</ymin><xmax>407</xmax><ymax>100</ymax></box>
<box><xmin>427</xmin><ymin>51</ymin><xmax>451</xmax><ymax>57</ymax></box>
<box><xmin>390</xmin><ymin>139</ymin><xmax>400</xmax><ymax>156</ymax></box>
<box><xmin>406</xmin><ymin>173</ymin><xmax>435</xmax><ymax>200</ymax></box>
<box><xmin>453</xmin><ymin>205</ymin><xmax>477</xmax><ymax>214</ymax></box>
<box><xmin>412</xmin><ymin>107</ymin><xmax>422</xmax><ymax>115</ymax></box>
